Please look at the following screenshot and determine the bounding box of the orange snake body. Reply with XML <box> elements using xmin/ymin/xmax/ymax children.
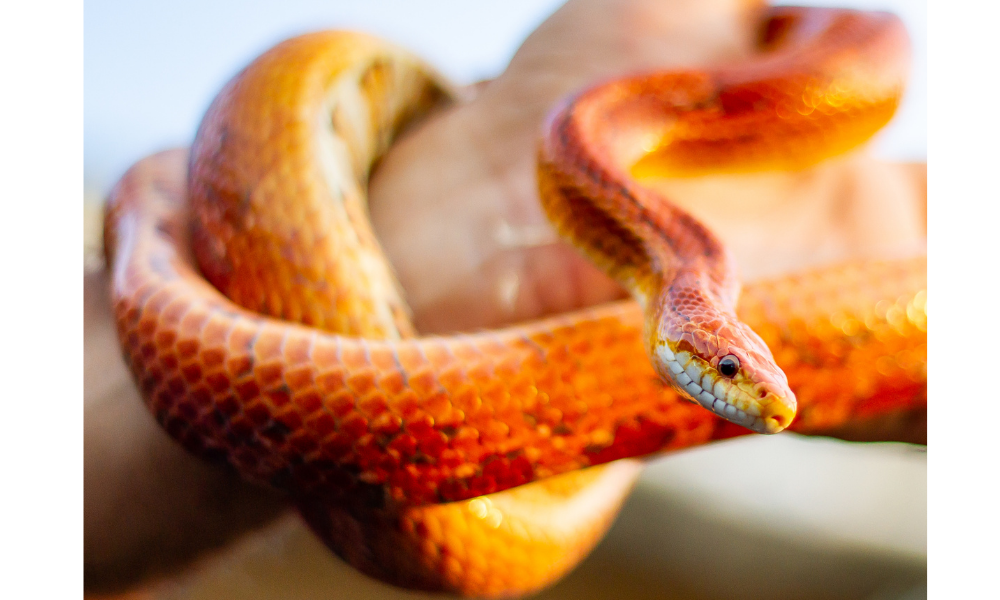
<box><xmin>104</xmin><ymin>6</ymin><xmax>926</xmax><ymax>598</ymax></box>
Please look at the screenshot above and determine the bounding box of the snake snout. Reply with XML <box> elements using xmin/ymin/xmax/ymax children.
<box><xmin>751</xmin><ymin>382</ymin><xmax>796</xmax><ymax>434</ymax></box>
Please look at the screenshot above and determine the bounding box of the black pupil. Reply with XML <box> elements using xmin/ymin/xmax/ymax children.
<box><xmin>719</xmin><ymin>358</ymin><xmax>738</xmax><ymax>377</ymax></box>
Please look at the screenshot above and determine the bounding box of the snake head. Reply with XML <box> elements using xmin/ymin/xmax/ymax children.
<box><xmin>648</xmin><ymin>317</ymin><xmax>797</xmax><ymax>434</ymax></box>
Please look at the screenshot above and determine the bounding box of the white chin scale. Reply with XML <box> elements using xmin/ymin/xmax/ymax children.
<box><xmin>656</xmin><ymin>345</ymin><xmax>773</xmax><ymax>434</ymax></box>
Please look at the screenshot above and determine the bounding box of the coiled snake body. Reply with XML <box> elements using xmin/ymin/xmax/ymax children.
<box><xmin>104</xmin><ymin>6</ymin><xmax>926</xmax><ymax>597</ymax></box>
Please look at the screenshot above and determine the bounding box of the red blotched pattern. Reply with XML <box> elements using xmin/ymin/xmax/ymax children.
<box><xmin>104</xmin><ymin>9</ymin><xmax>924</xmax><ymax>597</ymax></box>
<box><xmin>104</xmin><ymin>152</ymin><xmax>924</xmax><ymax>595</ymax></box>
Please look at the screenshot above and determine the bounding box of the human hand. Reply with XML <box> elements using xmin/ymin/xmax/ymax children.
<box><xmin>368</xmin><ymin>0</ymin><xmax>925</xmax><ymax>333</ymax></box>
<box><xmin>85</xmin><ymin>0</ymin><xmax>926</xmax><ymax>592</ymax></box>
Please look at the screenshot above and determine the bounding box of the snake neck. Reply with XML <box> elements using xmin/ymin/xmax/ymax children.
<box><xmin>538</xmin><ymin>108</ymin><xmax>795</xmax><ymax>433</ymax></box>
<box><xmin>536</xmin><ymin>43</ymin><xmax>808</xmax><ymax>432</ymax></box>
<box><xmin>537</xmin><ymin>92</ymin><xmax>739</xmax><ymax>310</ymax></box>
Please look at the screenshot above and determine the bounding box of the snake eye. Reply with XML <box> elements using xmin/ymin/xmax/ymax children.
<box><xmin>718</xmin><ymin>355</ymin><xmax>740</xmax><ymax>378</ymax></box>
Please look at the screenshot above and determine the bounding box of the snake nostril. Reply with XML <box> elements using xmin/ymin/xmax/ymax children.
<box><xmin>758</xmin><ymin>388</ymin><xmax>768</xmax><ymax>399</ymax></box>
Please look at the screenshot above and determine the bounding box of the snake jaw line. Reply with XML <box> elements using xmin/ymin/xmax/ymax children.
<box><xmin>653</xmin><ymin>342</ymin><xmax>795</xmax><ymax>434</ymax></box>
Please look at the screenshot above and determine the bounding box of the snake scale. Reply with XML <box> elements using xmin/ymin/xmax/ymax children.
<box><xmin>103</xmin><ymin>5</ymin><xmax>926</xmax><ymax>597</ymax></box>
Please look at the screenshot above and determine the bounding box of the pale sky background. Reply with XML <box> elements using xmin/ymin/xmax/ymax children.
<box><xmin>84</xmin><ymin>0</ymin><xmax>926</xmax><ymax>195</ymax></box>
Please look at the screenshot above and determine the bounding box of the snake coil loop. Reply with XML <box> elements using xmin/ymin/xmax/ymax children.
<box><xmin>104</xmin><ymin>6</ymin><xmax>925</xmax><ymax>597</ymax></box>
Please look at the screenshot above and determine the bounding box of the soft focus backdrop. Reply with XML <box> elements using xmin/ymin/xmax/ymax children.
<box><xmin>85</xmin><ymin>0</ymin><xmax>925</xmax><ymax>198</ymax></box>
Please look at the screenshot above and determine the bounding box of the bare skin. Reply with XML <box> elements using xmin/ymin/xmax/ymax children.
<box><xmin>84</xmin><ymin>0</ymin><xmax>926</xmax><ymax>592</ymax></box>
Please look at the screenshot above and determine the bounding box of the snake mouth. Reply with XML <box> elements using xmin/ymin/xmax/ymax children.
<box><xmin>655</xmin><ymin>345</ymin><xmax>795</xmax><ymax>434</ymax></box>
<box><xmin>689</xmin><ymin>384</ymin><xmax>793</xmax><ymax>435</ymax></box>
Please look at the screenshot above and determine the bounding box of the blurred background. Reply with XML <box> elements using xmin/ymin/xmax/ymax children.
<box><xmin>84</xmin><ymin>1</ymin><xmax>926</xmax><ymax>599</ymax></box>
<box><xmin>84</xmin><ymin>0</ymin><xmax>925</xmax><ymax>197</ymax></box>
